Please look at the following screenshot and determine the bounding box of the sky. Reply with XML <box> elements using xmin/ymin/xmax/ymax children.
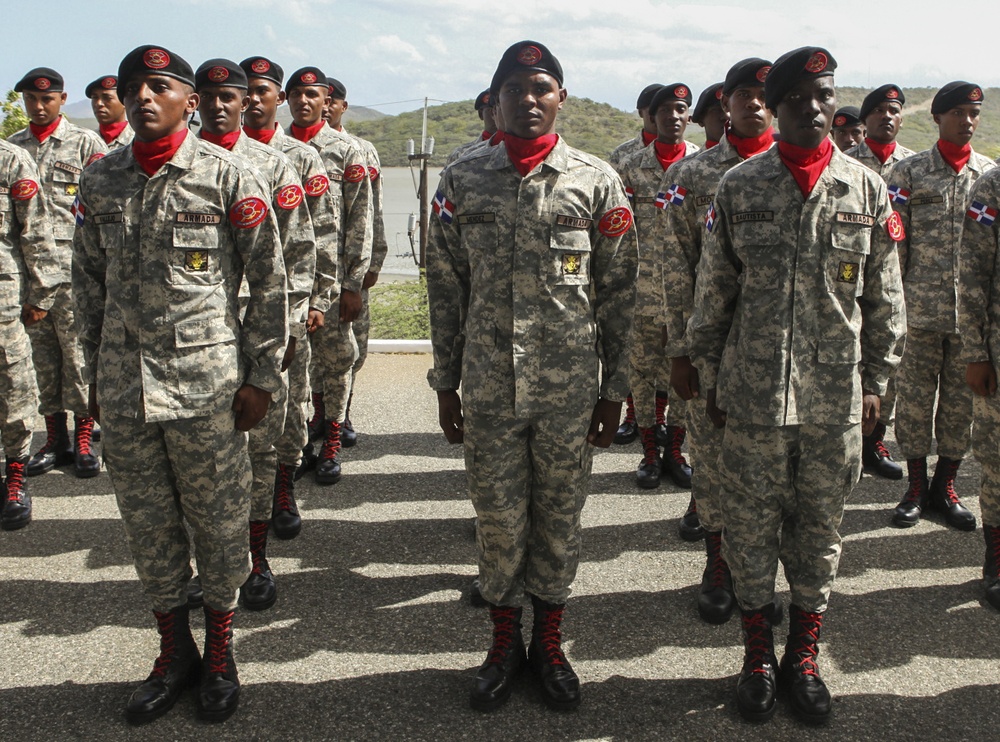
<box><xmin>4</xmin><ymin>0</ymin><xmax>1000</xmax><ymax>118</ymax></box>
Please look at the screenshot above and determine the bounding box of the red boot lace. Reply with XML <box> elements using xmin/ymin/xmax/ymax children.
<box><xmin>874</xmin><ymin>439</ymin><xmax>891</xmax><ymax>460</ymax></box>
<box><xmin>249</xmin><ymin>521</ymin><xmax>268</xmax><ymax>574</ymax></box>
<box><xmin>75</xmin><ymin>416</ymin><xmax>95</xmax><ymax>457</ymax></box>
<box><xmin>742</xmin><ymin>612</ymin><xmax>773</xmax><ymax>675</ymax></box>
<box><xmin>36</xmin><ymin>415</ymin><xmax>59</xmax><ymax>456</ymax></box>
<box><xmin>667</xmin><ymin>427</ymin><xmax>687</xmax><ymax>465</ymax></box>
<box><xmin>536</xmin><ymin>606</ymin><xmax>567</xmax><ymax>667</ymax></box>
<box><xmin>274</xmin><ymin>465</ymin><xmax>295</xmax><ymax>511</ymax></box>
<box><xmin>487</xmin><ymin>607</ymin><xmax>519</xmax><ymax>665</ymax></box>
<box><xmin>205</xmin><ymin>609</ymin><xmax>235</xmax><ymax>674</ymax></box>
<box><xmin>988</xmin><ymin>526</ymin><xmax>1000</xmax><ymax>569</ymax></box>
<box><xmin>789</xmin><ymin>611</ymin><xmax>822</xmax><ymax>677</ymax></box>
<box><xmin>320</xmin><ymin>420</ymin><xmax>341</xmax><ymax>459</ymax></box>
<box><xmin>6</xmin><ymin>461</ymin><xmax>25</xmax><ymax>501</ymax></box>
<box><xmin>640</xmin><ymin>427</ymin><xmax>659</xmax><ymax>466</ymax></box>
<box><xmin>308</xmin><ymin>392</ymin><xmax>325</xmax><ymax>430</ymax></box>
<box><xmin>705</xmin><ymin>531</ymin><xmax>729</xmax><ymax>588</ymax></box>
<box><xmin>150</xmin><ymin>610</ymin><xmax>177</xmax><ymax>678</ymax></box>
<box><xmin>904</xmin><ymin>461</ymin><xmax>927</xmax><ymax>503</ymax></box>
<box><xmin>940</xmin><ymin>460</ymin><xmax>962</xmax><ymax>506</ymax></box>
<box><xmin>623</xmin><ymin>394</ymin><xmax>636</xmax><ymax>426</ymax></box>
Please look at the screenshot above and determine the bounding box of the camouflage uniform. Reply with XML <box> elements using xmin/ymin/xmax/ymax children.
<box><xmin>608</xmin><ymin>132</ymin><xmax>651</xmax><ymax>170</ymax></box>
<box><xmin>267</xmin><ymin>127</ymin><xmax>338</xmax><ymax>468</ymax></box>
<box><xmin>295</xmin><ymin>122</ymin><xmax>372</xmax><ymax>427</ymax></box>
<box><xmin>887</xmin><ymin>146</ymin><xmax>995</xmax><ymax>460</ymax></box>
<box><xmin>688</xmin><ymin>147</ymin><xmax>905</xmax><ymax>612</ymax></box>
<box><xmin>104</xmin><ymin>124</ymin><xmax>135</xmax><ymax>150</ymax></box>
<box><xmin>957</xmin><ymin>168</ymin><xmax>1000</xmax><ymax>526</ymax></box>
<box><xmin>9</xmin><ymin>117</ymin><xmax>106</xmax><ymax>417</ymax></box>
<box><xmin>72</xmin><ymin>132</ymin><xmax>287</xmax><ymax>612</ymax></box>
<box><xmin>426</xmin><ymin>137</ymin><xmax>638</xmax><ymax>605</ymax></box>
<box><xmin>657</xmin><ymin>136</ymin><xmax>771</xmax><ymax>531</ymax></box>
<box><xmin>446</xmin><ymin>134</ymin><xmax>490</xmax><ymax>168</ymax></box>
<box><xmin>0</xmin><ymin>141</ymin><xmax>60</xmax><ymax>460</ymax></box>
<box><xmin>616</xmin><ymin>141</ymin><xmax>698</xmax><ymax>431</ymax></box>
<box><xmin>225</xmin><ymin>132</ymin><xmax>314</xmax><ymax>521</ymax></box>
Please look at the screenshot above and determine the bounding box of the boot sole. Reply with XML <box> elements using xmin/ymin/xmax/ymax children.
<box><xmin>636</xmin><ymin>479</ymin><xmax>661</xmax><ymax>490</ymax></box>
<box><xmin>1</xmin><ymin>516</ymin><xmax>31</xmax><ymax>531</ymax></box>
<box><xmin>315</xmin><ymin>473</ymin><xmax>342</xmax><ymax>485</ymax></box>
<box><xmin>678</xmin><ymin>526</ymin><xmax>705</xmax><ymax>542</ymax></box>
<box><xmin>197</xmin><ymin>694</ymin><xmax>241</xmax><ymax>723</ymax></box>
<box><xmin>787</xmin><ymin>699</ymin><xmax>831</xmax><ymax>726</ymax></box>
<box><xmin>126</xmin><ymin>665</ymin><xmax>200</xmax><ymax>725</ymax></box>
<box><xmin>469</xmin><ymin>690</ymin><xmax>513</xmax><ymax>712</ymax></box>
<box><xmin>698</xmin><ymin>602</ymin><xmax>735</xmax><ymax>625</ymax></box>
<box><xmin>272</xmin><ymin>523</ymin><xmax>302</xmax><ymax>540</ymax></box>
<box><xmin>736</xmin><ymin>702</ymin><xmax>776</xmax><ymax>723</ymax></box>
<box><xmin>240</xmin><ymin>593</ymin><xmax>277</xmax><ymax>611</ymax></box>
<box><xmin>74</xmin><ymin>467</ymin><xmax>101</xmax><ymax>479</ymax></box>
<box><xmin>890</xmin><ymin>516</ymin><xmax>920</xmax><ymax>528</ymax></box>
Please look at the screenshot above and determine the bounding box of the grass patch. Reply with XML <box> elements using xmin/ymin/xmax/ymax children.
<box><xmin>369</xmin><ymin>276</ymin><xmax>430</xmax><ymax>340</ymax></box>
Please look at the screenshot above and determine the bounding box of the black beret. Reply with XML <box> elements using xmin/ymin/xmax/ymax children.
<box><xmin>327</xmin><ymin>77</ymin><xmax>347</xmax><ymax>100</ymax></box>
<box><xmin>14</xmin><ymin>67</ymin><xmax>64</xmax><ymax>93</ymax></box>
<box><xmin>285</xmin><ymin>67</ymin><xmax>327</xmax><ymax>93</ymax></box>
<box><xmin>474</xmin><ymin>89</ymin><xmax>492</xmax><ymax>111</ymax></box>
<box><xmin>85</xmin><ymin>75</ymin><xmax>119</xmax><ymax>99</ymax></box>
<box><xmin>649</xmin><ymin>83</ymin><xmax>693</xmax><ymax>116</ymax></box>
<box><xmin>117</xmin><ymin>46</ymin><xmax>195</xmax><ymax>101</ymax></box>
<box><xmin>723</xmin><ymin>58</ymin><xmax>772</xmax><ymax>95</ymax></box>
<box><xmin>490</xmin><ymin>40</ymin><xmax>563</xmax><ymax>92</ymax></box>
<box><xmin>691</xmin><ymin>83</ymin><xmax>724</xmax><ymax>124</ymax></box>
<box><xmin>636</xmin><ymin>83</ymin><xmax>664</xmax><ymax>111</ymax></box>
<box><xmin>195</xmin><ymin>59</ymin><xmax>247</xmax><ymax>91</ymax></box>
<box><xmin>859</xmin><ymin>84</ymin><xmax>905</xmax><ymax>121</ymax></box>
<box><xmin>240</xmin><ymin>56</ymin><xmax>284</xmax><ymax>86</ymax></box>
<box><xmin>932</xmin><ymin>81</ymin><xmax>984</xmax><ymax>114</ymax></box>
<box><xmin>831</xmin><ymin>106</ymin><xmax>861</xmax><ymax>129</ymax></box>
<box><xmin>764</xmin><ymin>46</ymin><xmax>837</xmax><ymax>112</ymax></box>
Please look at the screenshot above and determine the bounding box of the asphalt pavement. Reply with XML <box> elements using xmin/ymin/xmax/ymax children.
<box><xmin>1</xmin><ymin>352</ymin><xmax>998</xmax><ymax>741</ymax></box>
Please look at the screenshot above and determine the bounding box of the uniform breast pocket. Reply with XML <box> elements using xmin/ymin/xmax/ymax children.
<box><xmin>548</xmin><ymin>228</ymin><xmax>592</xmax><ymax>286</ymax></box>
<box><xmin>171</xmin><ymin>225</ymin><xmax>221</xmax><ymax>285</ymax></box>
<box><xmin>50</xmin><ymin>167</ymin><xmax>80</xmax><ymax>208</ymax></box>
<box><xmin>174</xmin><ymin>318</ymin><xmax>238</xmax><ymax>395</ymax></box>
<box><xmin>460</xmin><ymin>220</ymin><xmax>499</xmax><ymax>280</ymax></box>
<box><xmin>828</xmin><ymin>228</ymin><xmax>870</xmax><ymax>297</ymax></box>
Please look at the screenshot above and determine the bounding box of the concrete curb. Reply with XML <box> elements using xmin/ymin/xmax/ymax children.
<box><xmin>370</xmin><ymin>338</ymin><xmax>431</xmax><ymax>353</ymax></box>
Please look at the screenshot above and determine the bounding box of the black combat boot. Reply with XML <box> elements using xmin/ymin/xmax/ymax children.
<box><xmin>296</xmin><ymin>442</ymin><xmax>318</xmax><ymax>479</ymax></box>
<box><xmin>468</xmin><ymin>578</ymin><xmax>488</xmax><ymax>607</ymax></box>
<box><xmin>198</xmin><ymin>606</ymin><xmax>240</xmax><ymax>722</ymax></box>
<box><xmin>240</xmin><ymin>521</ymin><xmax>277</xmax><ymax>611</ymax></box>
<box><xmin>315</xmin><ymin>420</ymin><xmax>342</xmax><ymax>485</ymax></box>
<box><xmin>678</xmin><ymin>494</ymin><xmax>705</xmax><ymax>541</ymax></box>
<box><xmin>271</xmin><ymin>463</ymin><xmax>302</xmax><ymax>539</ymax></box>
<box><xmin>984</xmin><ymin>525</ymin><xmax>1000</xmax><ymax>611</ymax></box>
<box><xmin>470</xmin><ymin>605</ymin><xmax>526</xmax><ymax>711</ymax></box>
<box><xmin>341</xmin><ymin>393</ymin><xmax>358</xmax><ymax>448</ymax></box>
<box><xmin>528</xmin><ymin>595</ymin><xmax>581</xmax><ymax>711</ymax></box>
<box><xmin>73</xmin><ymin>415</ymin><xmax>101</xmax><ymax>478</ymax></box>
<box><xmin>614</xmin><ymin>394</ymin><xmax>638</xmax><ymax>445</ymax></box>
<box><xmin>699</xmin><ymin>531</ymin><xmax>735</xmax><ymax>624</ymax></box>
<box><xmin>635</xmin><ymin>427</ymin><xmax>661</xmax><ymax>489</ymax></box>
<box><xmin>1</xmin><ymin>458</ymin><xmax>31</xmax><ymax>531</ymax></box>
<box><xmin>862</xmin><ymin>421</ymin><xmax>903</xmax><ymax>479</ymax></box>
<box><xmin>307</xmin><ymin>391</ymin><xmax>325</xmax><ymax>442</ymax></box>
<box><xmin>779</xmin><ymin>606</ymin><xmax>832</xmax><ymax>724</ymax></box>
<box><xmin>26</xmin><ymin>412</ymin><xmax>73</xmax><ymax>476</ymax></box>
<box><xmin>892</xmin><ymin>458</ymin><xmax>928</xmax><ymax>527</ymax></box>
<box><xmin>654</xmin><ymin>392</ymin><xmax>670</xmax><ymax>446</ymax></box>
<box><xmin>736</xmin><ymin>608</ymin><xmax>778</xmax><ymax>722</ymax></box>
<box><xmin>186</xmin><ymin>576</ymin><xmax>204</xmax><ymax>608</ymax></box>
<box><xmin>661</xmin><ymin>425</ymin><xmax>693</xmax><ymax>488</ymax></box>
<box><xmin>125</xmin><ymin>605</ymin><xmax>201</xmax><ymax>724</ymax></box>
<box><xmin>928</xmin><ymin>456</ymin><xmax>976</xmax><ymax>531</ymax></box>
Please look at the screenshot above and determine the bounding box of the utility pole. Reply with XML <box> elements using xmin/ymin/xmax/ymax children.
<box><xmin>406</xmin><ymin>97</ymin><xmax>434</xmax><ymax>269</ymax></box>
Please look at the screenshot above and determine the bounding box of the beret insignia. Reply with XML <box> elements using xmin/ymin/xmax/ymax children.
<box><xmin>715</xmin><ymin>88</ymin><xmax>723</xmax><ymax>100</ymax></box>
<box><xmin>11</xmin><ymin>179</ymin><xmax>39</xmax><ymax>201</ymax></box>
<box><xmin>102</xmin><ymin>77</ymin><xmax>117</xmax><ymax>89</ymax></box>
<box><xmin>344</xmin><ymin>164</ymin><xmax>367</xmax><ymax>183</ymax></box>
<box><xmin>517</xmin><ymin>45</ymin><xmax>542</xmax><ymax>66</ymax></box>
<box><xmin>276</xmin><ymin>184</ymin><xmax>304</xmax><ymax>210</ymax></box>
<box><xmin>597</xmin><ymin>206</ymin><xmax>633</xmax><ymax>238</ymax></box>
<box><xmin>301</xmin><ymin>71</ymin><xmax>317</xmax><ymax>84</ymax></box>
<box><xmin>674</xmin><ymin>85</ymin><xmax>688</xmax><ymax>99</ymax></box>
<box><xmin>305</xmin><ymin>174</ymin><xmax>329</xmax><ymax>196</ymax></box>
<box><xmin>756</xmin><ymin>66</ymin><xmax>771</xmax><ymax>82</ymax></box>
<box><xmin>969</xmin><ymin>87</ymin><xmax>983</xmax><ymax>101</ymax></box>
<box><xmin>833</xmin><ymin>115</ymin><xmax>847</xmax><ymax>127</ymax></box>
<box><xmin>251</xmin><ymin>59</ymin><xmax>270</xmax><ymax>74</ymax></box>
<box><xmin>208</xmin><ymin>66</ymin><xmax>230</xmax><ymax>83</ymax></box>
<box><xmin>804</xmin><ymin>51</ymin><xmax>828</xmax><ymax>73</ymax></box>
<box><xmin>143</xmin><ymin>49</ymin><xmax>171</xmax><ymax>69</ymax></box>
<box><xmin>886</xmin><ymin>88</ymin><xmax>899</xmax><ymax>99</ymax></box>
<box><xmin>35</xmin><ymin>77</ymin><xmax>51</xmax><ymax>91</ymax></box>
<box><xmin>229</xmin><ymin>196</ymin><xmax>269</xmax><ymax>229</ymax></box>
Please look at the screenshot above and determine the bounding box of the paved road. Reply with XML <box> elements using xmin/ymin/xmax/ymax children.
<box><xmin>1</xmin><ymin>353</ymin><xmax>997</xmax><ymax>741</ymax></box>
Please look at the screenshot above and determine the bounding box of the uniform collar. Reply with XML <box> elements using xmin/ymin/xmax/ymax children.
<box><xmin>488</xmin><ymin>134</ymin><xmax>569</xmax><ymax>174</ymax></box>
<box><xmin>127</xmin><ymin>127</ymin><xmax>199</xmax><ymax>175</ymax></box>
<box><xmin>930</xmin><ymin>140</ymin><xmax>983</xmax><ymax>174</ymax></box>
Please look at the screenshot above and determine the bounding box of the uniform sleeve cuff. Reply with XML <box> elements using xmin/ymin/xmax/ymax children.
<box><xmin>427</xmin><ymin>368</ymin><xmax>461</xmax><ymax>390</ymax></box>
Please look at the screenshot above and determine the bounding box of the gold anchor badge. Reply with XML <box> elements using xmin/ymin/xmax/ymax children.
<box><xmin>838</xmin><ymin>261</ymin><xmax>858</xmax><ymax>284</ymax></box>
<box><xmin>185</xmin><ymin>251</ymin><xmax>208</xmax><ymax>272</ymax></box>
<box><xmin>562</xmin><ymin>253</ymin><xmax>581</xmax><ymax>275</ymax></box>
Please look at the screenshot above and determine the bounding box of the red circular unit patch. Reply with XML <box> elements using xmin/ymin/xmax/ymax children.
<box><xmin>35</xmin><ymin>77</ymin><xmax>51</xmax><ymax>91</ymax></box>
<box><xmin>886</xmin><ymin>88</ymin><xmax>899</xmax><ymax>99</ymax></box>
<box><xmin>144</xmin><ymin>49</ymin><xmax>170</xmax><ymax>69</ymax></box>
<box><xmin>368</xmin><ymin>166</ymin><xmax>379</xmax><ymax>181</ymax></box>
<box><xmin>886</xmin><ymin>211</ymin><xmax>905</xmax><ymax>242</ymax></box>
<box><xmin>301</xmin><ymin>72</ymin><xmax>317</xmax><ymax>84</ymax></box>
<box><xmin>344</xmin><ymin>164</ymin><xmax>366</xmax><ymax>183</ymax></box>
<box><xmin>756</xmin><ymin>66</ymin><xmax>771</xmax><ymax>82</ymax></box>
<box><xmin>276</xmin><ymin>184</ymin><xmax>304</xmax><ymax>210</ymax></box>
<box><xmin>674</xmin><ymin>86</ymin><xmax>688</xmax><ymax>99</ymax></box>
<box><xmin>305</xmin><ymin>174</ymin><xmax>329</xmax><ymax>196</ymax></box>
<box><xmin>969</xmin><ymin>87</ymin><xmax>983</xmax><ymax>101</ymax></box>
<box><xmin>804</xmin><ymin>52</ymin><xmax>828</xmax><ymax>73</ymax></box>
<box><xmin>208</xmin><ymin>66</ymin><xmax>230</xmax><ymax>83</ymax></box>
<box><xmin>11</xmin><ymin>179</ymin><xmax>39</xmax><ymax>201</ymax></box>
<box><xmin>229</xmin><ymin>197</ymin><xmax>269</xmax><ymax>229</ymax></box>
<box><xmin>86</xmin><ymin>153</ymin><xmax>105</xmax><ymax>166</ymax></box>
<box><xmin>598</xmin><ymin>206</ymin><xmax>633</xmax><ymax>238</ymax></box>
<box><xmin>517</xmin><ymin>45</ymin><xmax>542</xmax><ymax>66</ymax></box>
<box><xmin>251</xmin><ymin>59</ymin><xmax>270</xmax><ymax>74</ymax></box>
<box><xmin>102</xmin><ymin>77</ymin><xmax>117</xmax><ymax>89</ymax></box>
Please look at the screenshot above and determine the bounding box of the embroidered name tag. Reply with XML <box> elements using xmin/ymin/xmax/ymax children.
<box><xmin>695</xmin><ymin>195</ymin><xmax>714</xmax><ymax>207</ymax></box>
<box><xmin>457</xmin><ymin>212</ymin><xmax>495</xmax><ymax>225</ymax></box>
<box><xmin>54</xmin><ymin>161</ymin><xmax>82</xmax><ymax>176</ymax></box>
<box><xmin>732</xmin><ymin>211</ymin><xmax>774</xmax><ymax>223</ymax></box>
<box><xmin>94</xmin><ymin>212</ymin><xmax>124</xmax><ymax>225</ymax></box>
<box><xmin>634</xmin><ymin>196</ymin><xmax>657</xmax><ymax>204</ymax></box>
<box><xmin>556</xmin><ymin>214</ymin><xmax>592</xmax><ymax>229</ymax></box>
<box><xmin>911</xmin><ymin>195</ymin><xmax>944</xmax><ymax>206</ymax></box>
<box><xmin>836</xmin><ymin>212</ymin><xmax>875</xmax><ymax>226</ymax></box>
<box><xmin>176</xmin><ymin>212</ymin><xmax>222</xmax><ymax>225</ymax></box>
<box><xmin>0</xmin><ymin>186</ymin><xmax>8</xmax><ymax>196</ymax></box>
<box><xmin>328</xmin><ymin>172</ymin><xmax>344</xmax><ymax>182</ymax></box>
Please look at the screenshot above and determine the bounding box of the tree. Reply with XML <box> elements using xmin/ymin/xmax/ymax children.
<box><xmin>2</xmin><ymin>90</ymin><xmax>28</xmax><ymax>140</ymax></box>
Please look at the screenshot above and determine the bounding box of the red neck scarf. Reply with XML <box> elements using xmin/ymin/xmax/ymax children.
<box><xmin>489</xmin><ymin>131</ymin><xmax>505</xmax><ymax>146</ymax></box>
<box><xmin>481</xmin><ymin>130</ymin><xmax>491</xmax><ymax>141</ymax></box>
<box><xmin>727</xmin><ymin>127</ymin><xmax>775</xmax><ymax>160</ymax></box>
<box><xmin>865</xmin><ymin>137</ymin><xmax>896</xmax><ymax>164</ymax></box>
<box><xmin>99</xmin><ymin>120</ymin><xmax>129</xmax><ymax>145</ymax></box>
<box><xmin>200</xmin><ymin>129</ymin><xmax>241</xmax><ymax>151</ymax></box>
<box><xmin>29</xmin><ymin>117</ymin><xmax>61</xmax><ymax>143</ymax></box>
<box><xmin>705</xmin><ymin>139</ymin><xmax>719</xmax><ymax>149</ymax></box>
<box><xmin>641</xmin><ymin>129</ymin><xmax>657</xmax><ymax>146</ymax></box>
<box><xmin>244</xmin><ymin>125</ymin><xmax>278</xmax><ymax>145</ymax></box>
<box><xmin>654</xmin><ymin>141</ymin><xmax>687</xmax><ymax>171</ymax></box>
<box><xmin>132</xmin><ymin>129</ymin><xmax>188</xmax><ymax>177</ymax></box>
<box><xmin>291</xmin><ymin>120</ymin><xmax>325</xmax><ymax>143</ymax></box>
<box><xmin>505</xmin><ymin>133</ymin><xmax>558</xmax><ymax>176</ymax></box>
<box><xmin>937</xmin><ymin>139</ymin><xmax>972</xmax><ymax>173</ymax></box>
<box><xmin>778</xmin><ymin>138</ymin><xmax>834</xmax><ymax>198</ymax></box>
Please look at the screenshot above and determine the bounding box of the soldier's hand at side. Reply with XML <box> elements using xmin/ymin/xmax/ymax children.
<box><xmin>670</xmin><ymin>356</ymin><xmax>699</xmax><ymax>401</ymax></box>
<box><xmin>362</xmin><ymin>270</ymin><xmax>379</xmax><ymax>290</ymax></box>
<box><xmin>706</xmin><ymin>388</ymin><xmax>727</xmax><ymax>429</ymax></box>
<box><xmin>21</xmin><ymin>304</ymin><xmax>47</xmax><ymax>327</ymax></box>
<box><xmin>306</xmin><ymin>308</ymin><xmax>325</xmax><ymax>333</ymax></box>
<box><xmin>339</xmin><ymin>289</ymin><xmax>362</xmax><ymax>323</ymax></box>
<box><xmin>967</xmin><ymin>361</ymin><xmax>998</xmax><ymax>397</ymax></box>
<box><xmin>587</xmin><ymin>398</ymin><xmax>623</xmax><ymax>448</ymax></box>
<box><xmin>88</xmin><ymin>385</ymin><xmax>101</xmax><ymax>424</ymax></box>
<box><xmin>281</xmin><ymin>337</ymin><xmax>296</xmax><ymax>372</ymax></box>
<box><xmin>661</xmin><ymin>326</ymin><xmax>668</xmax><ymax>348</ymax></box>
<box><xmin>232</xmin><ymin>384</ymin><xmax>271</xmax><ymax>431</ymax></box>
<box><xmin>437</xmin><ymin>390</ymin><xmax>464</xmax><ymax>444</ymax></box>
<box><xmin>861</xmin><ymin>392</ymin><xmax>881</xmax><ymax>437</ymax></box>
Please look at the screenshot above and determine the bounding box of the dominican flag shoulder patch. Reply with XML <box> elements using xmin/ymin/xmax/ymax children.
<box><xmin>432</xmin><ymin>190</ymin><xmax>455</xmax><ymax>224</ymax></box>
<box><xmin>625</xmin><ymin>186</ymin><xmax>635</xmax><ymax>202</ymax></box>
<box><xmin>888</xmin><ymin>185</ymin><xmax>910</xmax><ymax>205</ymax></box>
<box><xmin>704</xmin><ymin>202</ymin><xmax>717</xmax><ymax>232</ymax></box>
<box><xmin>968</xmin><ymin>200</ymin><xmax>998</xmax><ymax>227</ymax></box>
<box><xmin>71</xmin><ymin>195</ymin><xmax>86</xmax><ymax>226</ymax></box>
